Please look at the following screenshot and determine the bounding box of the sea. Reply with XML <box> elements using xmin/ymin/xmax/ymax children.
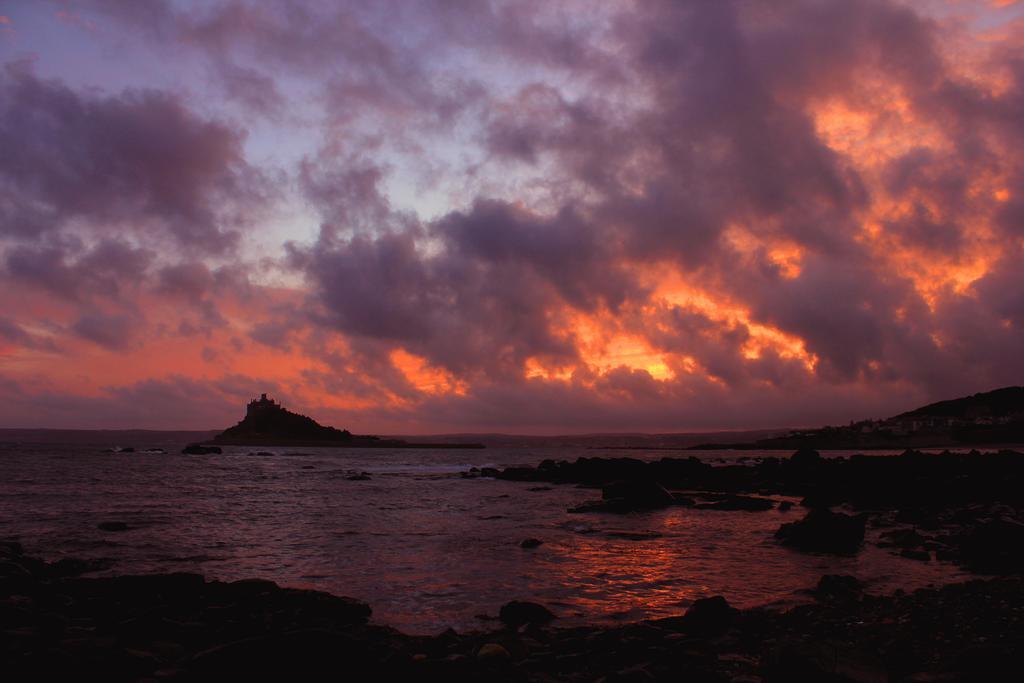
<box><xmin>0</xmin><ymin>438</ymin><xmax>973</xmax><ymax>635</ymax></box>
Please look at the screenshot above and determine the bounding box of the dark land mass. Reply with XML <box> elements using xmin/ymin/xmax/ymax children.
<box><xmin>208</xmin><ymin>395</ymin><xmax>483</xmax><ymax>449</ymax></box>
<box><xmin>689</xmin><ymin>386</ymin><xmax>1024</xmax><ymax>450</ymax></box>
<box><xmin>3</xmin><ymin>538</ymin><xmax>1021</xmax><ymax>682</ymax></box>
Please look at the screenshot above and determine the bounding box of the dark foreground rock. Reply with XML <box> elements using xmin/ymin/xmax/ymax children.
<box><xmin>492</xmin><ymin>449</ymin><xmax>1024</xmax><ymax>512</ymax></box>
<box><xmin>3</xmin><ymin>542</ymin><xmax>1023</xmax><ymax>682</ymax></box>
<box><xmin>775</xmin><ymin>509</ymin><xmax>867</xmax><ymax>555</ymax></box>
<box><xmin>498</xmin><ymin>600</ymin><xmax>556</xmax><ymax>627</ymax></box>
<box><xmin>570</xmin><ymin>480</ymin><xmax>684</xmax><ymax>513</ymax></box>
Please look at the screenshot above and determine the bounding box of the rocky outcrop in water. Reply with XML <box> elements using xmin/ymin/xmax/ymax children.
<box><xmin>493</xmin><ymin>449</ymin><xmax>1024</xmax><ymax>511</ymax></box>
<box><xmin>210</xmin><ymin>394</ymin><xmax>483</xmax><ymax>449</ymax></box>
<box><xmin>775</xmin><ymin>509</ymin><xmax>867</xmax><ymax>555</ymax></box>
<box><xmin>482</xmin><ymin>449</ymin><xmax>1024</xmax><ymax>570</ymax></box>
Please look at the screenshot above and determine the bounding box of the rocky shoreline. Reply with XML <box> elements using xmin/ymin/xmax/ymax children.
<box><xmin>2</xmin><ymin>540</ymin><xmax>1022</xmax><ymax>682</ymax></box>
<box><xmin>5</xmin><ymin>449</ymin><xmax>1023</xmax><ymax>681</ymax></box>
<box><xmin>472</xmin><ymin>449</ymin><xmax>1024</xmax><ymax>573</ymax></box>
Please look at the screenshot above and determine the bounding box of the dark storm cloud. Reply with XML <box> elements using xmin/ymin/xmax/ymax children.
<box><xmin>4</xmin><ymin>240</ymin><xmax>153</xmax><ymax>302</ymax></box>
<box><xmin>292</xmin><ymin>0</ymin><xmax>1024</xmax><ymax>410</ymax></box>
<box><xmin>0</xmin><ymin>61</ymin><xmax>266</xmax><ymax>251</ymax></box>
<box><xmin>70</xmin><ymin>310</ymin><xmax>138</xmax><ymax>350</ymax></box>
<box><xmin>6</xmin><ymin>0</ymin><xmax>1024</xmax><ymax>431</ymax></box>
<box><xmin>292</xmin><ymin>192</ymin><xmax>648</xmax><ymax>377</ymax></box>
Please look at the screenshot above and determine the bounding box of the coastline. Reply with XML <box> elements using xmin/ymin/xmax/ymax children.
<box><xmin>207</xmin><ymin>438</ymin><xmax>485</xmax><ymax>449</ymax></box>
<box><xmin>2</xmin><ymin>541</ymin><xmax>1020</xmax><ymax>681</ymax></box>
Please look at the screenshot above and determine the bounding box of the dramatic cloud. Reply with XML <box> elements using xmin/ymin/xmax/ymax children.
<box><xmin>2</xmin><ymin>0</ymin><xmax>1023</xmax><ymax>431</ymax></box>
<box><xmin>0</xmin><ymin>60</ymin><xmax>266</xmax><ymax>252</ymax></box>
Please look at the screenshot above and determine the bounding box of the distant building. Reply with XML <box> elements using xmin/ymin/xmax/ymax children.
<box><xmin>246</xmin><ymin>393</ymin><xmax>280</xmax><ymax>418</ymax></box>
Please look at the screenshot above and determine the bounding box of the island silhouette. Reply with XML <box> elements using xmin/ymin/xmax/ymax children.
<box><xmin>208</xmin><ymin>394</ymin><xmax>483</xmax><ymax>449</ymax></box>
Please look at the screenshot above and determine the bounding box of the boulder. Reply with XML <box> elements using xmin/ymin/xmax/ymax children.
<box><xmin>476</xmin><ymin>643</ymin><xmax>511</xmax><ymax>660</ymax></box>
<box><xmin>959</xmin><ymin>518</ymin><xmax>1024</xmax><ymax>573</ymax></box>
<box><xmin>601</xmin><ymin>480</ymin><xmax>676</xmax><ymax>509</ymax></box>
<box><xmin>879</xmin><ymin>529</ymin><xmax>928</xmax><ymax>549</ymax></box>
<box><xmin>813</xmin><ymin>574</ymin><xmax>863</xmax><ymax>602</ymax></box>
<box><xmin>775</xmin><ymin>509</ymin><xmax>866</xmax><ymax>555</ymax></box>
<box><xmin>680</xmin><ymin>595</ymin><xmax>737</xmax><ymax>636</ymax></box>
<box><xmin>182</xmin><ymin>444</ymin><xmax>222</xmax><ymax>455</ymax></box>
<box><xmin>790</xmin><ymin>448</ymin><xmax>823</xmax><ymax>467</ymax></box>
<box><xmin>520</xmin><ymin>538</ymin><xmax>543</xmax><ymax>549</ymax></box>
<box><xmin>764</xmin><ymin>641</ymin><xmax>888</xmax><ymax>683</ymax></box>
<box><xmin>498</xmin><ymin>601</ymin><xmax>555</xmax><ymax>628</ymax></box>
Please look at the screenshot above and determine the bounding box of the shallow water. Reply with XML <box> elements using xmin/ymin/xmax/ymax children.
<box><xmin>0</xmin><ymin>441</ymin><xmax>971</xmax><ymax>634</ymax></box>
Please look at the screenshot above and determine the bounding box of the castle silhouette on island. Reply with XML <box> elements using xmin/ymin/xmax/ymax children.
<box><xmin>211</xmin><ymin>394</ymin><xmax>483</xmax><ymax>449</ymax></box>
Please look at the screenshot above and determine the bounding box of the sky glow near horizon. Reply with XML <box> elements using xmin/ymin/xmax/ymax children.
<box><xmin>1</xmin><ymin>0</ymin><xmax>1024</xmax><ymax>434</ymax></box>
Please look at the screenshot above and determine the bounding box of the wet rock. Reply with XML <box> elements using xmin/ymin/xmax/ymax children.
<box><xmin>186</xmin><ymin>630</ymin><xmax>382</xmax><ymax>681</ymax></box>
<box><xmin>879</xmin><ymin>529</ymin><xmax>928</xmax><ymax>549</ymax></box>
<box><xmin>763</xmin><ymin>642</ymin><xmax>887</xmax><ymax>683</ymax></box>
<box><xmin>477</xmin><ymin>643</ymin><xmax>511</xmax><ymax>660</ymax></box>
<box><xmin>520</xmin><ymin>538</ymin><xmax>543</xmax><ymax>549</ymax></box>
<box><xmin>900</xmin><ymin>549</ymin><xmax>931</xmax><ymax>562</ymax></box>
<box><xmin>679</xmin><ymin>595</ymin><xmax>737</xmax><ymax>636</ymax></box>
<box><xmin>569</xmin><ymin>481</ymin><xmax>679</xmax><ymax>511</ymax></box>
<box><xmin>775</xmin><ymin>509</ymin><xmax>866</xmax><ymax>555</ymax></box>
<box><xmin>222</xmin><ymin>578</ymin><xmax>279</xmax><ymax>598</ymax></box>
<box><xmin>182</xmin><ymin>444</ymin><xmax>222</xmax><ymax>455</ymax></box>
<box><xmin>499</xmin><ymin>601</ymin><xmax>555</xmax><ymax>628</ymax></box>
<box><xmin>958</xmin><ymin>518</ymin><xmax>1024</xmax><ymax>573</ymax></box>
<box><xmin>43</xmin><ymin>557</ymin><xmax>109</xmax><ymax>578</ymax></box>
<box><xmin>695</xmin><ymin>495</ymin><xmax>774</xmax><ymax>512</ymax></box>
<box><xmin>96</xmin><ymin>573</ymin><xmax>208</xmax><ymax>600</ymax></box>
<box><xmin>789</xmin><ymin>448</ymin><xmax>822</xmax><ymax>467</ymax></box>
<box><xmin>602</xmin><ymin>480</ymin><xmax>675</xmax><ymax>507</ymax></box>
<box><xmin>0</xmin><ymin>540</ymin><xmax>25</xmax><ymax>557</ymax></box>
<box><xmin>813</xmin><ymin>574</ymin><xmax>863</xmax><ymax>602</ymax></box>
<box><xmin>601</xmin><ymin>664</ymin><xmax>656</xmax><ymax>682</ymax></box>
<box><xmin>570</xmin><ymin>480</ymin><xmax>678</xmax><ymax>513</ymax></box>
<box><xmin>98</xmin><ymin>521</ymin><xmax>130</xmax><ymax>532</ymax></box>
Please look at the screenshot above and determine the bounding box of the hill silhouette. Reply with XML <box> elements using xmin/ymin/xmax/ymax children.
<box><xmin>217</xmin><ymin>394</ymin><xmax>354</xmax><ymax>443</ymax></box>
<box><xmin>691</xmin><ymin>386</ymin><xmax>1024</xmax><ymax>450</ymax></box>
<box><xmin>898</xmin><ymin>386</ymin><xmax>1024</xmax><ymax>420</ymax></box>
<box><xmin>211</xmin><ymin>394</ymin><xmax>482</xmax><ymax>449</ymax></box>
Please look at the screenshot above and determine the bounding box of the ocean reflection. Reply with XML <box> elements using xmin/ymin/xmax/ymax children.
<box><xmin>0</xmin><ymin>443</ymin><xmax>970</xmax><ymax>634</ymax></box>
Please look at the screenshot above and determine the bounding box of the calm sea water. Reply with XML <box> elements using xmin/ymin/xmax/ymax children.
<box><xmin>0</xmin><ymin>441</ymin><xmax>970</xmax><ymax>634</ymax></box>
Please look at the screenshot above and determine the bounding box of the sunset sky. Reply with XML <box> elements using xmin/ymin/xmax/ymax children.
<box><xmin>2</xmin><ymin>0</ymin><xmax>1024</xmax><ymax>433</ymax></box>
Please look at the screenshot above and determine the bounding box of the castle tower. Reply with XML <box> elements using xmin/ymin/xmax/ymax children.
<box><xmin>246</xmin><ymin>393</ymin><xmax>279</xmax><ymax>418</ymax></box>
